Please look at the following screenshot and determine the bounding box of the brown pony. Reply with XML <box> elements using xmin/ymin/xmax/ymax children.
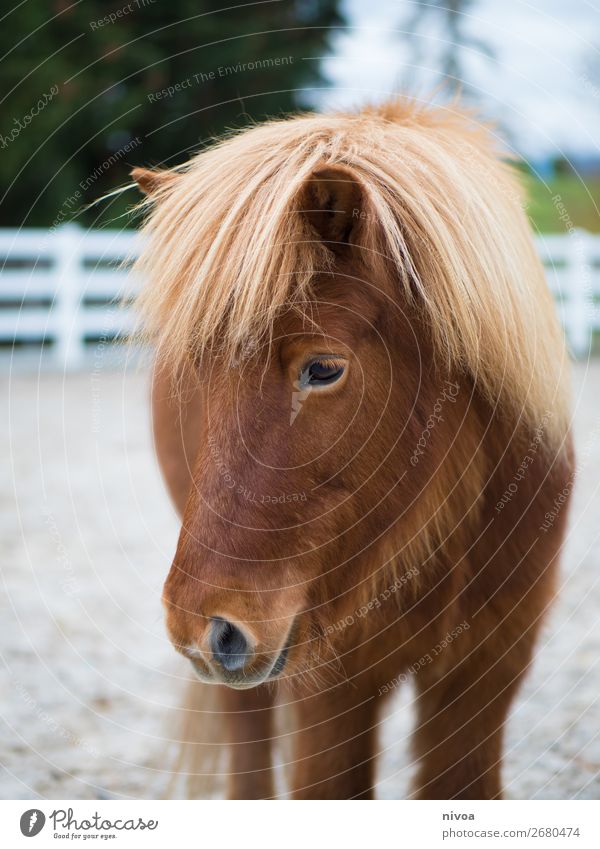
<box><xmin>131</xmin><ymin>98</ymin><xmax>573</xmax><ymax>799</ymax></box>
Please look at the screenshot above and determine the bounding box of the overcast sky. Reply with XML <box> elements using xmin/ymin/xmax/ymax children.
<box><xmin>315</xmin><ymin>0</ymin><xmax>600</xmax><ymax>161</ymax></box>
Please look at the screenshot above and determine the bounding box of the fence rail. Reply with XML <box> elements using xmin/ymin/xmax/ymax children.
<box><xmin>1</xmin><ymin>223</ymin><xmax>599</xmax><ymax>369</ymax></box>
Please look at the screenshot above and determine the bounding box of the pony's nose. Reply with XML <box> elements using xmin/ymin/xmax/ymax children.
<box><xmin>209</xmin><ymin>617</ymin><xmax>250</xmax><ymax>672</ymax></box>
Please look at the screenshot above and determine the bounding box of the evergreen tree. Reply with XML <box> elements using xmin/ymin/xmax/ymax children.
<box><xmin>0</xmin><ymin>1</ymin><xmax>343</xmax><ymax>226</ymax></box>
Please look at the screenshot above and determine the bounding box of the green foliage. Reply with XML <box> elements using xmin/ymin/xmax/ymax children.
<box><xmin>525</xmin><ymin>174</ymin><xmax>600</xmax><ymax>234</ymax></box>
<box><xmin>0</xmin><ymin>0</ymin><xmax>343</xmax><ymax>227</ymax></box>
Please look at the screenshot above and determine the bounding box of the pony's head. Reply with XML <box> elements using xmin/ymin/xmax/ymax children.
<box><xmin>133</xmin><ymin>100</ymin><xmax>569</xmax><ymax>689</ymax></box>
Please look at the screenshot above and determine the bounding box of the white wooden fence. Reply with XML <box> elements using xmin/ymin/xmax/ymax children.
<box><xmin>0</xmin><ymin>224</ymin><xmax>137</xmax><ymax>369</ymax></box>
<box><xmin>0</xmin><ymin>223</ymin><xmax>599</xmax><ymax>369</ymax></box>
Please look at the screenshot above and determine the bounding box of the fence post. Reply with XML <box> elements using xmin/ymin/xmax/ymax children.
<box><xmin>53</xmin><ymin>223</ymin><xmax>84</xmax><ymax>370</ymax></box>
<box><xmin>566</xmin><ymin>229</ymin><xmax>592</xmax><ymax>358</ymax></box>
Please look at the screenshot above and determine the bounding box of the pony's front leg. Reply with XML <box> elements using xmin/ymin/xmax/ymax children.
<box><xmin>220</xmin><ymin>684</ymin><xmax>276</xmax><ymax>799</ymax></box>
<box><xmin>410</xmin><ymin>631</ymin><xmax>537</xmax><ymax>800</ymax></box>
<box><xmin>290</xmin><ymin>683</ymin><xmax>377</xmax><ymax>799</ymax></box>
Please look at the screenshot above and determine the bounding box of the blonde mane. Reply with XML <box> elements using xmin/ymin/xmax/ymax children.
<box><xmin>133</xmin><ymin>98</ymin><xmax>570</xmax><ymax>449</ymax></box>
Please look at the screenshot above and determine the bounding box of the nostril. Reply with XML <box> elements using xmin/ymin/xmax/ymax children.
<box><xmin>210</xmin><ymin>617</ymin><xmax>249</xmax><ymax>672</ymax></box>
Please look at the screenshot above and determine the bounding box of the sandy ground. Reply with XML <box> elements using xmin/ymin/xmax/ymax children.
<box><xmin>1</xmin><ymin>358</ymin><xmax>600</xmax><ymax>800</ymax></box>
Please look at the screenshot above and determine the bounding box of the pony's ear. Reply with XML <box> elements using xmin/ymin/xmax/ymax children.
<box><xmin>301</xmin><ymin>166</ymin><xmax>364</xmax><ymax>247</ymax></box>
<box><xmin>131</xmin><ymin>167</ymin><xmax>178</xmax><ymax>196</ymax></box>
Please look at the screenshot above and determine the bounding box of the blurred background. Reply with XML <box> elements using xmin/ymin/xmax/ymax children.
<box><xmin>1</xmin><ymin>0</ymin><xmax>600</xmax><ymax>800</ymax></box>
<box><xmin>2</xmin><ymin>0</ymin><xmax>600</xmax><ymax>232</ymax></box>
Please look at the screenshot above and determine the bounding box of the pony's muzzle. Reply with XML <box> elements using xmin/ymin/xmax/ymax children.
<box><xmin>209</xmin><ymin>616</ymin><xmax>251</xmax><ymax>672</ymax></box>
<box><xmin>178</xmin><ymin>613</ymin><xmax>296</xmax><ymax>689</ymax></box>
<box><xmin>162</xmin><ymin>572</ymin><xmax>301</xmax><ymax>687</ymax></box>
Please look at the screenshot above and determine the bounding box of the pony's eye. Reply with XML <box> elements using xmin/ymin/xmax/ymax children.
<box><xmin>299</xmin><ymin>358</ymin><xmax>345</xmax><ymax>388</ymax></box>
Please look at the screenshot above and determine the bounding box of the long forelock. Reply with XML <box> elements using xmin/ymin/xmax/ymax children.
<box><xmin>133</xmin><ymin>99</ymin><xmax>570</xmax><ymax>451</ymax></box>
